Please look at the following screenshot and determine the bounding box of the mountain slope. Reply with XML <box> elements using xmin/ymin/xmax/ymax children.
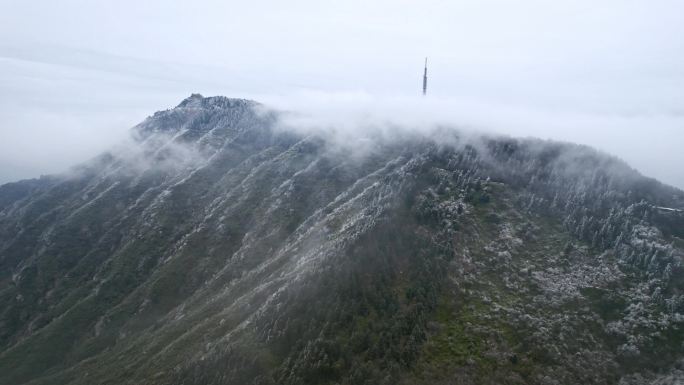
<box><xmin>1</xmin><ymin>94</ymin><xmax>683</xmax><ymax>385</ymax></box>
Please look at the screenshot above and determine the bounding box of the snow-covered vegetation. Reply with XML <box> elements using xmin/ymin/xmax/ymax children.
<box><xmin>0</xmin><ymin>95</ymin><xmax>682</xmax><ymax>385</ymax></box>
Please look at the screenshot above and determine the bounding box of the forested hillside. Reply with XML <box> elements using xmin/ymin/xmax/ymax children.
<box><xmin>1</xmin><ymin>95</ymin><xmax>683</xmax><ymax>385</ymax></box>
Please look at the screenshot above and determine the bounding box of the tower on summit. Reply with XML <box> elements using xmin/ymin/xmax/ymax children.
<box><xmin>422</xmin><ymin>57</ymin><xmax>428</xmax><ymax>96</ymax></box>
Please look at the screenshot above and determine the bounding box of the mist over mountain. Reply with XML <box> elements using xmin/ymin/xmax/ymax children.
<box><xmin>1</xmin><ymin>95</ymin><xmax>684</xmax><ymax>385</ymax></box>
<box><xmin>3</xmin><ymin>0</ymin><xmax>684</xmax><ymax>190</ymax></box>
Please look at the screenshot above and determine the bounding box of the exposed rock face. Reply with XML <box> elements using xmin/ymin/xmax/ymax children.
<box><xmin>1</xmin><ymin>95</ymin><xmax>683</xmax><ymax>385</ymax></box>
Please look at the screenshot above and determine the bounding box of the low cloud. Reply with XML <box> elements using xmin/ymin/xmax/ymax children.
<box><xmin>260</xmin><ymin>90</ymin><xmax>684</xmax><ymax>190</ymax></box>
<box><xmin>2</xmin><ymin>84</ymin><xmax>683</xmax><ymax>191</ymax></box>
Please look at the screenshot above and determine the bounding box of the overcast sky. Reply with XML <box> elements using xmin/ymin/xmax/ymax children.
<box><xmin>1</xmin><ymin>0</ymin><xmax>683</xmax><ymax>188</ymax></box>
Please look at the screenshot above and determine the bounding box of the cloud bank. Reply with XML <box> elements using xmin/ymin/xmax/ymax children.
<box><xmin>261</xmin><ymin>90</ymin><xmax>684</xmax><ymax>189</ymax></box>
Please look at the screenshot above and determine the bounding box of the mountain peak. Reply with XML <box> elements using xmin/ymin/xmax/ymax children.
<box><xmin>177</xmin><ymin>93</ymin><xmax>204</xmax><ymax>107</ymax></box>
<box><xmin>134</xmin><ymin>94</ymin><xmax>266</xmax><ymax>139</ymax></box>
<box><xmin>176</xmin><ymin>93</ymin><xmax>258</xmax><ymax>110</ymax></box>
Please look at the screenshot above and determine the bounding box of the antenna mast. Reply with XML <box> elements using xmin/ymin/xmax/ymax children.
<box><xmin>422</xmin><ymin>57</ymin><xmax>428</xmax><ymax>96</ymax></box>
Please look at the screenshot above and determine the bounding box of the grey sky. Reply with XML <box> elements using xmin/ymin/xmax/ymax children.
<box><xmin>1</xmin><ymin>0</ymin><xmax>683</xmax><ymax>188</ymax></box>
